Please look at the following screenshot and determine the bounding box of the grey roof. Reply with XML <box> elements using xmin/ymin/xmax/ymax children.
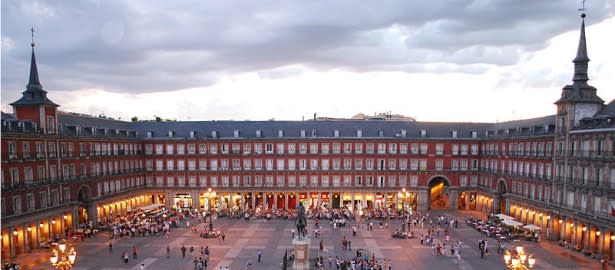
<box><xmin>132</xmin><ymin>120</ymin><xmax>492</xmax><ymax>139</ymax></box>
<box><xmin>595</xmin><ymin>99</ymin><xmax>615</xmax><ymax>118</ymax></box>
<box><xmin>1</xmin><ymin>112</ymin><xmax>16</xmax><ymax>121</ymax></box>
<box><xmin>489</xmin><ymin>115</ymin><xmax>556</xmax><ymax>136</ymax></box>
<box><xmin>58</xmin><ymin>112</ymin><xmax>134</xmax><ymax>130</ymax></box>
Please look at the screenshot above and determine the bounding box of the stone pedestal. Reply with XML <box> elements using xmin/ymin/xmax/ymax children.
<box><xmin>292</xmin><ymin>237</ymin><xmax>310</xmax><ymax>270</ymax></box>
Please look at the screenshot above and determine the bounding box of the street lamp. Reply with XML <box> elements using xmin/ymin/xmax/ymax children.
<box><xmin>206</xmin><ymin>188</ymin><xmax>216</xmax><ymax>231</ymax></box>
<box><xmin>49</xmin><ymin>242</ymin><xmax>77</xmax><ymax>270</ymax></box>
<box><xmin>398</xmin><ymin>188</ymin><xmax>410</xmax><ymax>232</ymax></box>
<box><xmin>503</xmin><ymin>246</ymin><xmax>536</xmax><ymax>270</ymax></box>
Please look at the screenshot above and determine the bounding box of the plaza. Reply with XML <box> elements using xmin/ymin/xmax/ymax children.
<box><xmin>13</xmin><ymin>211</ymin><xmax>608</xmax><ymax>270</ymax></box>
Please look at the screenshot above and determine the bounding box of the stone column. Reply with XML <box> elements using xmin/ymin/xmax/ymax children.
<box><xmin>284</xmin><ymin>193</ymin><xmax>289</xmax><ymax>210</ymax></box>
<box><xmin>23</xmin><ymin>226</ymin><xmax>31</xmax><ymax>253</ymax></box>
<box><xmin>418</xmin><ymin>190</ymin><xmax>429</xmax><ymax>211</ymax></box>
<box><xmin>571</xmin><ymin>221</ymin><xmax>577</xmax><ymax>246</ymax></box>
<box><xmin>191</xmin><ymin>191</ymin><xmax>198</xmax><ymax>209</ymax></box>
<box><xmin>35</xmin><ymin>220</ymin><xmax>41</xmax><ymax>246</ymax></box>
<box><xmin>88</xmin><ymin>203</ymin><xmax>98</xmax><ymax>226</ymax></box>
<box><xmin>274</xmin><ymin>193</ymin><xmax>278</xmax><ymax>209</ymax></box>
<box><xmin>48</xmin><ymin>218</ymin><xmax>54</xmax><ymax>239</ymax></box>
<box><xmin>597</xmin><ymin>228</ymin><xmax>605</xmax><ymax>255</ymax></box>
<box><xmin>60</xmin><ymin>215</ymin><xmax>66</xmax><ymax>238</ymax></box>
<box><xmin>449</xmin><ymin>190</ymin><xmax>458</xmax><ymax>210</ymax></box>
<box><xmin>72</xmin><ymin>206</ymin><xmax>79</xmax><ymax>229</ymax></box>
<box><xmin>251</xmin><ymin>193</ymin><xmax>256</xmax><ymax>209</ymax></box>
<box><xmin>9</xmin><ymin>226</ymin><xmax>15</xmax><ymax>259</ymax></box>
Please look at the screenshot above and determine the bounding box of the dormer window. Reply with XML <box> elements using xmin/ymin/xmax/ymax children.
<box><xmin>301</xmin><ymin>129</ymin><xmax>306</xmax><ymax>137</ymax></box>
<box><xmin>278</xmin><ymin>130</ymin><xmax>284</xmax><ymax>137</ymax></box>
<box><xmin>234</xmin><ymin>130</ymin><xmax>240</xmax><ymax>138</ymax></box>
<box><xmin>357</xmin><ymin>129</ymin><xmax>362</xmax><ymax>137</ymax></box>
<box><xmin>147</xmin><ymin>131</ymin><xmax>153</xmax><ymax>138</ymax></box>
<box><xmin>471</xmin><ymin>131</ymin><xmax>477</xmax><ymax>138</ymax></box>
<box><xmin>420</xmin><ymin>129</ymin><xmax>427</xmax><ymax>138</ymax></box>
<box><xmin>189</xmin><ymin>131</ymin><xmax>196</xmax><ymax>138</ymax></box>
<box><xmin>400</xmin><ymin>129</ymin><xmax>407</xmax><ymax>137</ymax></box>
<box><xmin>211</xmin><ymin>131</ymin><xmax>218</xmax><ymax>138</ymax></box>
<box><xmin>334</xmin><ymin>130</ymin><xmax>340</xmax><ymax>137</ymax></box>
<box><xmin>311</xmin><ymin>129</ymin><xmax>317</xmax><ymax>137</ymax></box>
<box><xmin>256</xmin><ymin>129</ymin><xmax>262</xmax><ymax>138</ymax></box>
<box><xmin>452</xmin><ymin>130</ymin><xmax>457</xmax><ymax>138</ymax></box>
<box><xmin>168</xmin><ymin>131</ymin><xmax>174</xmax><ymax>138</ymax></box>
<box><xmin>378</xmin><ymin>130</ymin><xmax>384</xmax><ymax>137</ymax></box>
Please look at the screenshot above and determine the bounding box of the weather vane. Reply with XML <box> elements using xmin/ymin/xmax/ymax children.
<box><xmin>578</xmin><ymin>0</ymin><xmax>586</xmax><ymax>12</ymax></box>
<box><xmin>31</xmin><ymin>27</ymin><xmax>35</xmax><ymax>47</ymax></box>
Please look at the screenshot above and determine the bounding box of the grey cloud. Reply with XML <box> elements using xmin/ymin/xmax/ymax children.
<box><xmin>1</xmin><ymin>0</ymin><xmax>612</xmax><ymax>102</ymax></box>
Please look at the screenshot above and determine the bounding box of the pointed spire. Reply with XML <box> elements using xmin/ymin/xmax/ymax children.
<box><xmin>27</xmin><ymin>46</ymin><xmax>43</xmax><ymax>90</ymax></box>
<box><xmin>27</xmin><ymin>27</ymin><xmax>43</xmax><ymax>90</ymax></box>
<box><xmin>572</xmin><ymin>13</ymin><xmax>589</xmax><ymax>83</ymax></box>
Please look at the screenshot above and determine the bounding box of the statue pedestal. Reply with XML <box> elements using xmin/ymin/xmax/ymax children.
<box><xmin>292</xmin><ymin>237</ymin><xmax>310</xmax><ymax>270</ymax></box>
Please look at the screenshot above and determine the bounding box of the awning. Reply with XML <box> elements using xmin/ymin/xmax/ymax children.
<box><xmin>495</xmin><ymin>214</ymin><xmax>515</xmax><ymax>220</ymax></box>
<box><xmin>523</xmin><ymin>224</ymin><xmax>542</xmax><ymax>232</ymax></box>
<box><xmin>501</xmin><ymin>219</ymin><xmax>523</xmax><ymax>227</ymax></box>
<box><xmin>139</xmin><ymin>204</ymin><xmax>164</xmax><ymax>212</ymax></box>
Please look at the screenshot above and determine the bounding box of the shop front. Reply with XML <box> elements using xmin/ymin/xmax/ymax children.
<box><xmin>174</xmin><ymin>193</ymin><xmax>192</xmax><ymax>210</ymax></box>
<box><xmin>332</xmin><ymin>193</ymin><xmax>341</xmax><ymax>209</ymax></box>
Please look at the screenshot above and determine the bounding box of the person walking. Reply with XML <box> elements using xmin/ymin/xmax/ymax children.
<box><xmin>166</xmin><ymin>245</ymin><xmax>171</xmax><ymax>258</ymax></box>
<box><xmin>257</xmin><ymin>249</ymin><xmax>262</xmax><ymax>262</ymax></box>
<box><xmin>132</xmin><ymin>246</ymin><xmax>138</xmax><ymax>259</ymax></box>
<box><xmin>182</xmin><ymin>245</ymin><xmax>187</xmax><ymax>258</ymax></box>
<box><xmin>108</xmin><ymin>242</ymin><xmax>113</xmax><ymax>253</ymax></box>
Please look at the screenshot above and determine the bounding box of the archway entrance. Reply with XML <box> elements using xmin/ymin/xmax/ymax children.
<box><xmin>77</xmin><ymin>186</ymin><xmax>90</xmax><ymax>225</ymax></box>
<box><xmin>496</xmin><ymin>180</ymin><xmax>507</xmax><ymax>213</ymax></box>
<box><xmin>428</xmin><ymin>176</ymin><xmax>449</xmax><ymax>210</ymax></box>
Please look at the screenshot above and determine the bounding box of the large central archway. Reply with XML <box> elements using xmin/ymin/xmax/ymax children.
<box><xmin>428</xmin><ymin>176</ymin><xmax>450</xmax><ymax>210</ymax></box>
<box><xmin>495</xmin><ymin>179</ymin><xmax>507</xmax><ymax>214</ymax></box>
<box><xmin>77</xmin><ymin>185</ymin><xmax>91</xmax><ymax>225</ymax></box>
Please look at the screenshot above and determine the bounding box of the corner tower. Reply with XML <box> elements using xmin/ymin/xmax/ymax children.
<box><xmin>9</xmin><ymin>34</ymin><xmax>59</xmax><ymax>134</ymax></box>
<box><xmin>554</xmin><ymin>13</ymin><xmax>604</xmax><ymax>133</ymax></box>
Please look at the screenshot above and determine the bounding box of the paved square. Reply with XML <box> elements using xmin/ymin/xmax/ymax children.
<box><xmin>17</xmin><ymin>211</ymin><xmax>608</xmax><ymax>270</ymax></box>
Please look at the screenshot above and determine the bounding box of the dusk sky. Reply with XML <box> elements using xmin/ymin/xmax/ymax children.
<box><xmin>1</xmin><ymin>1</ymin><xmax>614</xmax><ymax>122</ymax></box>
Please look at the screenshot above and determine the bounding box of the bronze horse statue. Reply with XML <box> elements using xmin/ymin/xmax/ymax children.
<box><xmin>295</xmin><ymin>201</ymin><xmax>307</xmax><ymax>238</ymax></box>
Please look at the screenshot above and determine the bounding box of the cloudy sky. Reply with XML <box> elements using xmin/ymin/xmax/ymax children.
<box><xmin>2</xmin><ymin>0</ymin><xmax>614</xmax><ymax>122</ymax></box>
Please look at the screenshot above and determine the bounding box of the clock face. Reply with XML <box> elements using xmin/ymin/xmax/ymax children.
<box><xmin>574</xmin><ymin>104</ymin><xmax>597</xmax><ymax>124</ymax></box>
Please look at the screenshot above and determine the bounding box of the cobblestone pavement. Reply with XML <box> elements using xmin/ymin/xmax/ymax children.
<box><xmin>13</xmin><ymin>210</ymin><xmax>612</xmax><ymax>270</ymax></box>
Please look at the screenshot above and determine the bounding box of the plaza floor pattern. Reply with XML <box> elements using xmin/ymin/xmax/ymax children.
<box><xmin>13</xmin><ymin>211</ymin><xmax>612</xmax><ymax>270</ymax></box>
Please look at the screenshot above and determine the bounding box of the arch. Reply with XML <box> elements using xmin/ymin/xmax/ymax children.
<box><xmin>496</xmin><ymin>178</ymin><xmax>507</xmax><ymax>194</ymax></box>
<box><xmin>427</xmin><ymin>175</ymin><xmax>451</xmax><ymax>188</ymax></box>
<box><xmin>494</xmin><ymin>178</ymin><xmax>507</xmax><ymax>214</ymax></box>
<box><xmin>77</xmin><ymin>185</ymin><xmax>90</xmax><ymax>203</ymax></box>
<box><xmin>427</xmin><ymin>175</ymin><xmax>450</xmax><ymax>210</ymax></box>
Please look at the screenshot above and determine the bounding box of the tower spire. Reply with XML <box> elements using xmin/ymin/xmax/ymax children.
<box><xmin>27</xmin><ymin>27</ymin><xmax>42</xmax><ymax>90</ymax></box>
<box><xmin>572</xmin><ymin>13</ymin><xmax>589</xmax><ymax>84</ymax></box>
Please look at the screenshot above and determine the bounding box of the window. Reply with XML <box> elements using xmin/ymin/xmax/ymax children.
<box><xmin>366</xmin><ymin>143</ymin><xmax>374</xmax><ymax>154</ymax></box>
<box><xmin>332</xmin><ymin>143</ymin><xmax>341</xmax><ymax>154</ymax></box>
<box><xmin>299</xmin><ymin>143</ymin><xmax>307</xmax><ymax>154</ymax></box>
<box><xmin>388</xmin><ymin>143</ymin><xmax>397</xmax><ymax>154</ymax></box>
<box><xmin>435</xmin><ymin>159</ymin><xmax>443</xmax><ymax>171</ymax></box>
<box><xmin>419</xmin><ymin>144</ymin><xmax>428</xmax><ymax>154</ymax></box>
<box><xmin>310</xmin><ymin>143</ymin><xmax>319</xmax><ymax>154</ymax></box>
<box><xmin>377</xmin><ymin>143</ymin><xmax>386</xmax><ymax>154</ymax></box>
<box><xmin>276</xmin><ymin>143</ymin><xmax>285</xmax><ymax>154</ymax></box>
<box><xmin>188</xmin><ymin>144</ymin><xmax>196</xmax><ymax>154</ymax></box>
<box><xmin>460</xmin><ymin>144</ymin><xmax>468</xmax><ymax>155</ymax></box>
<box><xmin>419</xmin><ymin>159</ymin><xmax>427</xmax><ymax>171</ymax></box>
<box><xmin>177</xmin><ymin>144</ymin><xmax>185</xmax><ymax>155</ymax></box>
<box><xmin>435</xmin><ymin>144</ymin><xmax>444</xmax><ymax>155</ymax></box>
<box><xmin>266</xmin><ymin>143</ymin><xmax>274</xmax><ymax>154</ymax></box>
<box><xmin>410</xmin><ymin>176</ymin><xmax>418</xmax><ymax>187</ymax></box>
<box><xmin>13</xmin><ymin>196</ymin><xmax>22</xmax><ymax>213</ymax></box>
<box><xmin>243</xmin><ymin>143</ymin><xmax>251</xmax><ymax>154</ymax></box>
<box><xmin>355</xmin><ymin>143</ymin><xmax>363</xmax><ymax>154</ymax></box>
<box><xmin>26</xmin><ymin>193</ymin><xmax>34</xmax><ymax>210</ymax></box>
<box><xmin>210</xmin><ymin>144</ymin><xmax>218</xmax><ymax>154</ymax></box>
<box><xmin>166</xmin><ymin>144</ymin><xmax>174</xmax><ymax>155</ymax></box>
<box><xmin>166</xmin><ymin>160</ymin><xmax>174</xmax><ymax>170</ymax></box>
<box><xmin>287</xmin><ymin>143</ymin><xmax>296</xmax><ymax>154</ymax></box>
<box><xmin>344</xmin><ymin>143</ymin><xmax>353</xmax><ymax>154</ymax></box>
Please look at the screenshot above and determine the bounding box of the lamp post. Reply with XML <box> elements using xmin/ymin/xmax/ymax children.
<box><xmin>49</xmin><ymin>242</ymin><xmax>77</xmax><ymax>270</ymax></box>
<box><xmin>206</xmin><ymin>188</ymin><xmax>216</xmax><ymax>231</ymax></box>
<box><xmin>398</xmin><ymin>188</ymin><xmax>410</xmax><ymax>232</ymax></box>
<box><xmin>503</xmin><ymin>246</ymin><xmax>536</xmax><ymax>270</ymax></box>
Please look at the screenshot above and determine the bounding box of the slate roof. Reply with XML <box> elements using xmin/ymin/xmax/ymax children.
<box><xmin>9</xmin><ymin>48</ymin><xmax>59</xmax><ymax>107</ymax></box>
